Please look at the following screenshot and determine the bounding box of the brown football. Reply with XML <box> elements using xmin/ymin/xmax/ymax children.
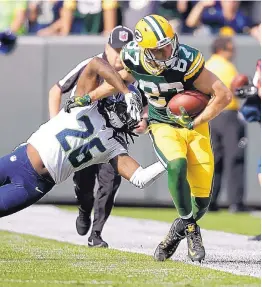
<box><xmin>230</xmin><ymin>74</ymin><xmax>249</xmax><ymax>92</ymax></box>
<box><xmin>167</xmin><ymin>90</ymin><xmax>210</xmax><ymax>117</ymax></box>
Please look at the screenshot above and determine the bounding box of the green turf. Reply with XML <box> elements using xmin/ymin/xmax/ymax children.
<box><xmin>61</xmin><ymin>206</ymin><xmax>261</xmax><ymax>236</ymax></box>
<box><xmin>0</xmin><ymin>231</ymin><xmax>259</xmax><ymax>287</ymax></box>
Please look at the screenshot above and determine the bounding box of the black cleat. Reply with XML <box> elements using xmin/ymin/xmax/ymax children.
<box><xmin>88</xmin><ymin>231</ymin><xmax>109</xmax><ymax>248</ymax></box>
<box><xmin>185</xmin><ymin>223</ymin><xmax>205</xmax><ymax>263</ymax></box>
<box><xmin>76</xmin><ymin>207</ymin><xmax>91</xmax><ymax>236</ymax></box>
<box><xmin>154</xmin><ymin>218</ymin><xmax>185</xmax><ymax>261</ymax></box>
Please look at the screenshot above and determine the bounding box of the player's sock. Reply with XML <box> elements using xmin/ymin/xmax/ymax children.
<box><xmin>191</xmin><ymin>196</ymin><xmax>211</xmax><ymax>221</ymax></box>
<box><xmin>167</xmin><ymin>158</ymin><xmax>192</xmax><ymax>217</ymax></box>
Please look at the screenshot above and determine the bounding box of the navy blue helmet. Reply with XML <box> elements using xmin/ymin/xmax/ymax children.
<box><xmin>0</xmin><ymin>31</ymin><xmax>17</xmax><ymax>55</ymax></box>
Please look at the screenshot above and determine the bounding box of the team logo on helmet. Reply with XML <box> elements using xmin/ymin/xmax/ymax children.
<box><xmin>134</xmin><ymin>29</ymin><xmax>143</xmax><ymax>42</ymax></box>
<box><xmin>119</xmin><ymin>31</ymin><xmax>128</xmax><ymax>42</ymax></box>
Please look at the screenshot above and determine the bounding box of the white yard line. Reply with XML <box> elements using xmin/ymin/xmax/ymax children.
<box><xmin>0</xmin><ymin>206</ymin><xmax>260</xmax><ymax>278</ymax></box>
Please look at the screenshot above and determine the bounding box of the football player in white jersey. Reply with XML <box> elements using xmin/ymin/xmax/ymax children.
<box><xmin>48</xmin><ymin>26</ymin><xmax>145</xmax><ymax>248</ymax></box>
<box><xmin>0</xmin><ymin>56</ymin><xmax>165</xmax><ymax>218</ymax></box>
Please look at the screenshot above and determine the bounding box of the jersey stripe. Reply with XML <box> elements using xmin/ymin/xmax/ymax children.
<box><xmin>144</xmin><ymin>16</ymin><xmax>164</xmax><ymax>41</ymax></box>
<box><xmin>184</xmin><ymin>53</ymin><xmax>204</xmax><ymax>81</ymax></box>
<box><xmin>185</xmin><ymin>52</ymin><xmax>201</xmax><ymax>75</ymax></box>
<box><xmin>143</xmin><ymin>18</ymin><xmax>160</xmax><ymax>41</ymax></box>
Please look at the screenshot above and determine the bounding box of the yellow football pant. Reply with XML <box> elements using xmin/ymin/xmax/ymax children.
<box><xmin>149</xmin><ymin>122</ymin><xmax>214</xmax><ymax>198</ymax></box>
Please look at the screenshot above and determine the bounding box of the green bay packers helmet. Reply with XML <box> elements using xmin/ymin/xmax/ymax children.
<box><xmin>134</xmin><ymin>14</ymin><xmax>179</xmax><ymax>68</ymax></box>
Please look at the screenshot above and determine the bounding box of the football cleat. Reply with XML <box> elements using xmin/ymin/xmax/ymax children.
<box><xmin>88</xmin><ymin>231</ymin><xmax>108</xmax><ymax>248</ymax></box>
<box><xmin>185</xmin><ymin>223</ymin><xmax>205</xmax><ymax>263</ymax></box>
<box><xmin>76</xmin><ymin>207</ymin><xmax>91</xmax><ymax>236</ymax></box>
<box><xmin>154</xmin><ymin>218</ymin><xmax>185</xmax><ymax>261</ymax></box>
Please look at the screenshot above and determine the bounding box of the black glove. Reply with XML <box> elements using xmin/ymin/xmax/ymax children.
<box><xmin>235</xmin><ymin>85</ymin><xmax>258</xmax><ymax>99</ymax></box>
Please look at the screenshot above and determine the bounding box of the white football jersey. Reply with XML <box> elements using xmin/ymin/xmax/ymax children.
<box><xmin>27</xmin><ymin>103</ymin><xmax>127</xmax><ymax>184</ymax></box>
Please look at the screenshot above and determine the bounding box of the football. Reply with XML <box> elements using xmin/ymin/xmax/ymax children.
<box><xmin>167</xmin><ymin>90</ymin><xmax>210</xmax><ymax>117</ymax></box>
<box><xmin>230</xmin><ymin>74</ymin><xmax>249</xmax><ymax>92</ymax></box>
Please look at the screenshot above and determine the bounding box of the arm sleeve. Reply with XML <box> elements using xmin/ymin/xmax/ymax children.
<box><xmin>129</xmin><ymin>162</ymin><xmax>166</xmax><ymax>189</ymax></box>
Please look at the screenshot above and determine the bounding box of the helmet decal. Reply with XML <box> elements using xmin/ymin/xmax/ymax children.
<box><xmin>135</xmin><ymin>29</ymin><xmax>143</xmax><ymax>42</ymax></box>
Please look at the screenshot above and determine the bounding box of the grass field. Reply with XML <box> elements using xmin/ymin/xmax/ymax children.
<box><xmin>62</xmin><ymin>206</ymin><xmax>261</xmax><ymax>236</ymax></box>
<box><xmin>0</xmin><ymin>230</ymin><xmax>260</xmax><ymax>287</ymax></box>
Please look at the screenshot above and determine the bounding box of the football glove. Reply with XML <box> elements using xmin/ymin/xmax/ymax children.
<box><xmin>167</xmin><ymin>106</ymin><xmax>194</xmax><ymax>130</ymax></box>
<box><xmin>64</xmin><ymin>94</ymin><xmax>92</xmax><ymax>113</ymax></box>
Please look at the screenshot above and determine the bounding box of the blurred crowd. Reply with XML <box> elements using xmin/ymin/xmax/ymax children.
<box><xmin>0</xmin><ymin>0</ymin><xmax>261</xmax><ymax>37</ymax></box>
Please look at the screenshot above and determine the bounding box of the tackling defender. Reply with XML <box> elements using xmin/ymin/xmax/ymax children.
<box><xmin>66</xmin><ymin>15</ymin><xmax>232</xmax><ymax>262</ymax></box>
<box><xmin>0</xmin><ymin>57</ymin><xmax>165</xmax><ymax>218</ymax></box>
<box><xmin>49</xmin><ymin>26</ymin><xmax>138</xmax><ymax>248</ymax></box>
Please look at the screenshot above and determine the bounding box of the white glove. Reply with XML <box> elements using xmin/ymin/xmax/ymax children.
<box><xmin>124</xmin><ymin>92</ymin><xmax>142</xmax><ymax>122</ymax></box>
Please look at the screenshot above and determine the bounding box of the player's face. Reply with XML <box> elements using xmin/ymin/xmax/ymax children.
<box><xmin>148</xmin><ymin>44</ymin><xmax>173</xmax><ymax>61</ymax></box>
<box><xmin>106</xmin><ymin>44</ymin><xmax>123</xmax><ymax>71</ymax></box>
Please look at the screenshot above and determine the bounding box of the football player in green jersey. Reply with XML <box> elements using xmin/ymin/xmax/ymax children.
<box><xmin>123</xmin><ymin>15</ymin><xmax>232</xmax><ymax>263</ymax></box>
<box><xmin>65</xmin><ymin>15</ymin><xmax>232</xmax><ymax>263</ymax></box>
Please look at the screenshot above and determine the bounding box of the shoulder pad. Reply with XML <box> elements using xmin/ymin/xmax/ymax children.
<box><xmin>179</xmin><ymin>44</ymin><xmax>205</xmax><ymax>83</ymax></box>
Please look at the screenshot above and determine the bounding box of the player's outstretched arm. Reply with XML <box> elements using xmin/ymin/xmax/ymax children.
<box><xmin>76</xmin><ymin>57</ymin><xmax>130</xmax><ymax>98</ymax></box>
<box><xmin>192</xmin><ymin>67</ymin><xmax>233</xmax><ymax>127</ymax></box>
<box><xmin>89</xmin><ymin>68</ymin><xmax>135</xmax><ymax>102</ymax></box>
<box><xmin>66</xmin><ymin>59</ymin><xmax>141</xmax><ymax>121</ymax></box>
<box><xmin>110</xmin><ymin>154</ymin><xmax>166</xmax><ymax>189</ymax></box>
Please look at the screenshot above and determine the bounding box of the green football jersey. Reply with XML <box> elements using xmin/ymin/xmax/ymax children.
<box><xmin>120</xmin><ymin>41</ymin><xmax>205</xmax><ymax>124</ymax></box>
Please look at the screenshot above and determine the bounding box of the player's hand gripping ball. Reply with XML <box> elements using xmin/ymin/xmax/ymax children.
<box><xmin>167</xmin><ymin>106</ymin><xmax>194</xmax><ymax>130</ymax></box>
<box><xmin>166</xmin><ymin>90</ymin><xmax>210</xmax><ymax>129</ymax></box>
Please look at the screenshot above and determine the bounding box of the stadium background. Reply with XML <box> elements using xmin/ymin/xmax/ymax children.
<box><xmin>0</xmin><ymin>35</ymin><xmax>260</xmax><ymax>207</ymax></box>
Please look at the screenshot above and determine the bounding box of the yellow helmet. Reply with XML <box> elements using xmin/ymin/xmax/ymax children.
<box><xmin>134</xmin><ymin>15</ymin><xmax>179</xmax><ymax>68</ymax></box>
